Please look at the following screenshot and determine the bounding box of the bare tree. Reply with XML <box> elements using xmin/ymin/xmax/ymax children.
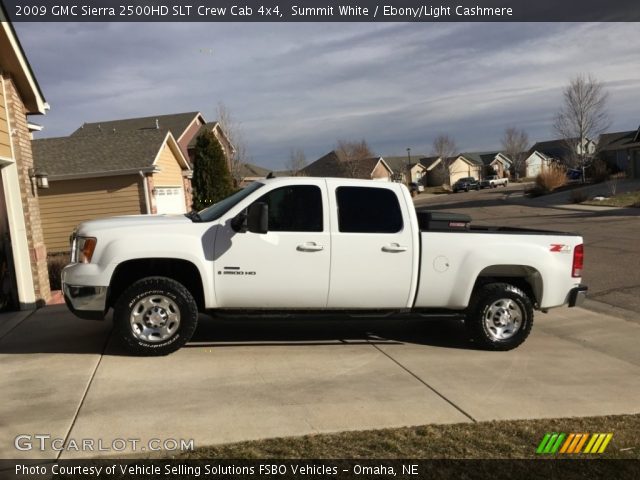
<box><xmin>501</xmin><ymin>127</ymin><xmax>529</xmax><ymax>179</ymax></box>
<box><xmin>335</xmin><ymin>139</ymin><xmax>375</xmax><ymax>178</ymax></box>
<box><xmin>216</xmin><ymin>102</ymin><xmax>248</xmax><ymax>187</ymax></box>
<box><xmin>286</xmin><ymin>148</ymin><xmax>307</xmax><ymax>176</ymax></box>
<box><xmin>431</xmin><ymin>134</ymin><xmax>458</xmax><ymax>186</ymax></box>
<box><xmin>553</xmin><ymin>74</ymin><xmax>610</xmax><ymax>180</ymax></box>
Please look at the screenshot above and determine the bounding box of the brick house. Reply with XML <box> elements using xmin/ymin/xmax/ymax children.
<box><xmin>0</xmin><ymin>7</ymin><xmax>51</xmax><ymax>309</ymax></box>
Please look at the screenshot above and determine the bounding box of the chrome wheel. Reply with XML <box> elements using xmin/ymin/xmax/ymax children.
<box><xmin>483</xmin><ymin>298</ymin><xmax>522</xmax><ymax>340</ymax></box>
<box><xmin>129</xmin><ymin>294</ymin><xmax>181</xmax><ymax>343</ymax></box>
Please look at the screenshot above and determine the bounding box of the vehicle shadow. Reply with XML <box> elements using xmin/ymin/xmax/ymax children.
<box><xmin>0</xmin><ymin>306</ymin><xmax>477</xmax><ymax>355</ymax></box>
<box><xmin>180</xmin><ymin>314</ymin><xmax>476</xmax><ymax>351</ymax></box>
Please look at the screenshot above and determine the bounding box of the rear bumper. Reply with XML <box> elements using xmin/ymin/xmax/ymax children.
<box><xmin>63</xmin><ymin>284</ymin><xmax>107</xmax><ymax>320</ymax></box>
<box><xmin>568</xmin><ymin>284</ymin><xmax>588</xmax><ymax>307</ymax></box>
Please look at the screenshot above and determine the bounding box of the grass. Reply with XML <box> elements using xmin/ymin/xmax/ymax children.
<box><xmin>175</xmin><ymin>414</ymin><xmax>639</xmax><ymax>460</ymax></box>
<box><xmin>583</xmin><ymin>190</ymin><xmax>640</xmax><ymax>208</ymax></box>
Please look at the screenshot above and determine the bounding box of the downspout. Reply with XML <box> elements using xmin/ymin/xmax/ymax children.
<box><xmin>139</xmin><ymin>171</ymin><xmax>151</xmax><ymax>214</ymax></box>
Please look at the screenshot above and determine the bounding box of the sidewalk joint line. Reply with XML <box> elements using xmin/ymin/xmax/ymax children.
<box><xmin>55</xmin><ymin>330</ymin><xmax>112</xmax><ymax>461</ymax></box>
<box><xmin>369</xmin><ymin>340</ymin><xmax>477</xmax><ymax>423</ymax></box>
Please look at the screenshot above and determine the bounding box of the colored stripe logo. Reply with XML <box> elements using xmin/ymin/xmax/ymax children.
<box><xmin>536</xmin><ymin>433</ymin><xmax>613</xmax><ymax>454</ymax></box>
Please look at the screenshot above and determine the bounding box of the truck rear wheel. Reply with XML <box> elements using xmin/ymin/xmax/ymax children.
<box><xmin>466</xmin><ymin>283</ymin><xmax>533</xmax><ymax>351</ymax></box>
<box><xmin>114</xmin><ymin>276</ymin><xmax>198</xmax><ymax>356</ymax></box>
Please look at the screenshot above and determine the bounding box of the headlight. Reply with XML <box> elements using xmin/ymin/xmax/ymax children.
<box><xmin>73</xmin><ymin>236</ymin><xmax>97</xmax><ymax>264</ymax></box>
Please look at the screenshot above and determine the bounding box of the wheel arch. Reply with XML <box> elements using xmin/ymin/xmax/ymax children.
<box><xmin>107</xmin><ymin>258</ymin><xmax>205</xmax><ymax>311</ymax></box>
<box><xmin>471</xmin><ymin>264</ymin><xmax>542</xmax><ymax>309</ymax></box>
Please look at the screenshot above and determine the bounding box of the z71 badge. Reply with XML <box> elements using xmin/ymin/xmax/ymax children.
<box><xmin>549</xmin><ymin>244</ymin><xmax>571</xmax><ymax>253</ymax></box>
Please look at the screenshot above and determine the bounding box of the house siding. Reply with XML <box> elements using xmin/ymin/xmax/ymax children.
<box><xmin>3</xmin><ymin>75</ymin><xmax>50</xmax><ymax>302</ymax></box>
<box><xmin>39</xmin><ymin>175</ymin><xmax>144</xmax><ymax>253</ymax></box>
<box><xmin>153</xmin><ymin>143</ymin><xmax>184</xmax><ymax>186</ymax></box>
<box><xmin>371</xmin><ymin>162</ymin><xmax>391</xmax><ymax>180</ymax></box>
<box><xmin>0</xmin><ymin>84</ymin><xmax>11</xmax><ymax>159</ymax></box>
<box><xmin>450</xmin><ymin>157</ymin><xmax>481</xmax><ymax>184</ymax></box>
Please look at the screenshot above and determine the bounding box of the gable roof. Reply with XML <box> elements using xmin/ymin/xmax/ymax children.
<box><xmin>302</xmin><ymin>150</ymin><xmax>389</xmax><ymax>179</ymax></box>
<box><xmin>382</xmin><ymin>156</ymin><xmax>426</xmax><ymax>173</ymax></box>
<box><xmin>527</xmin><ymin>150</ymin><xmax>554</xmax><ymax>161</ymax></box>
<box><xmin>461</xmin><ymin>151</ymin><xmax>512</xmax><ymax>167</ymax></box>
<box><xmin>70</xmin><ymin>112</ymin><xmax>202</xmax><ymax>139</ymax></box>
<box><xmin>240</xmin><ymin>162</ymin><xmax>270</xmax><ymax>178</ymax></box>
<box><xmin>33</xmin><ymin>130</ymin><xmax>188</xmax><ymax>180</ymax></box>
<box><xmin>598</xmin><ymin>127</ymin><xmax>640</xmax><ymax>151</ymax></box>
<box><xmin>420</xmin><ymin>156</ymin><xmax>441</xmax><ymax>169</ymax></box>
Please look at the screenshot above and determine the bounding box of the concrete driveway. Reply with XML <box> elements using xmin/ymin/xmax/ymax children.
<box><xmin>1</xmin><ymin>304</ymin><xmax>639</xmax><ymax>460</ymax></box>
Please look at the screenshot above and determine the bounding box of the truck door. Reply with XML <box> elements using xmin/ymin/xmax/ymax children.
<box><xmin>213</xmin><ymin>182</ymin><xmax>330</xmax><ymax>309</ymax></box>
<box><xmin>327</xmin><ymin>183</ymin><xmax>415</xmax><ymax>309</ymax></box>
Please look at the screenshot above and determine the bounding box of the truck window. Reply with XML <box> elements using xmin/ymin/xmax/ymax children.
<box><xmin>336</xmin><ymin>186</ymin><xmax>403</xmax><ymax>233</ymax></box>
<box><xmin>255</xmin><ymin>185</ymin><xmax>323</xmax><ymax>232</ymax></box>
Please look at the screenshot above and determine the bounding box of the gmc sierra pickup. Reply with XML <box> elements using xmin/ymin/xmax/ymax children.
<box><xmin>62</xmin><ymin>177</ymin><xmax>587</xmax><ymax>355</ymax></box>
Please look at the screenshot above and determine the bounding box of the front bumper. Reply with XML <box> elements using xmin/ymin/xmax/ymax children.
<box><xmin>63</xmin><ymin>284</ymin><xmax>108</xmax><ymax>320</ymax></box>
<box><xmin>568</xmin><ymin>284</ymin><xmax>588</xmax><ymax>307</ymax></box>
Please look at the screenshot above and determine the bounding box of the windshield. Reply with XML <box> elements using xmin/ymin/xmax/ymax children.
<box><xmin>190</xmin><ymin>182</ymin><xmax>265</xmax><ymax>222</ymax></box>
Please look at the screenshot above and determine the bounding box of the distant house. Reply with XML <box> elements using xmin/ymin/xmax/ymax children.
<box><xmin>524</xmin><ymin>151</ymin><xmax>553</xmax><ymax>178</ymax></box>
<box><xmin>461</xmin><ymin>151</ymin><xmax>512</xmax><ymax>178</ymax></box>
<box><xmin>597</xmin><ymin>126</ymin><xmax>640</xmax><ymax>177</ymax></box>
<box><xmin>239</xmin><ymin>162</ymin><xmax>271</xmax><ymax>186</ymax></box>
<box><xmin>530</xmin><ymin>137</ymin><xmax>596</xmax><ymax>165</ymax></box>
<box><xmin>302</xmin><ymin>151</ymin><xmax>393</xmax><ymax>181</ymax></box>
<box><xmin>33</xmin><ymin>130</ymin><xmax>191</xmax><ymax>253</ymax></box>
<box><xmin>0</xmin><ymin>4</ymin><xmax>52</xmax><ymax>308</ymax></box>
<box><xmin>382</xmin><ymin>156</ymin><xmax>427</xmax><ymax>184</ymax></box>
<box><xmin>72</xmin><ymin>112</ymin><xmax>234</xmax><ymax>166</ymax></box>
<box><xmin>421</xmin><ymin>155</ymin><xmax>482</xmax><ymax>186</ymax></box>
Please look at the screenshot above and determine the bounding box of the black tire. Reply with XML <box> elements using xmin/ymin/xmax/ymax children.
<box><xmin>465</xmin><ymin>283</ymin><xmax>533</xmax><ymax>351</ymax></box>
<box><xmin>114</xmin><ymin>276</ymin><xmax>199</xmax><ymax>356</ymax></box>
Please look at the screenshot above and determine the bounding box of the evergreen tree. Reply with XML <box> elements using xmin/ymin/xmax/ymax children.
<box><xmin>191</xmin><ymin>131</ymin><xmax>234</xmax><ymax>210</ymax></box>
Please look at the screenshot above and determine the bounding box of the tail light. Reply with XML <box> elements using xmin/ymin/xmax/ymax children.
<box><xmin>572</xmin><ymin>244</ymin><xmax>584</xmax><ymax>278</ymax></box>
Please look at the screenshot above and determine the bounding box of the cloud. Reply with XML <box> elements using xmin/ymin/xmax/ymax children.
<box><xmin>15</xmin><ymin>21</ymin><xmax>640</xmax><ymax>168</ymax></box>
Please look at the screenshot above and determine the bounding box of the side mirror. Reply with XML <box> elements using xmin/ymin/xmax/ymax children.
<box><xmin>247</xmin><ymin>202</ymin><xmax>268</xmax><ymax>234</ymax></box>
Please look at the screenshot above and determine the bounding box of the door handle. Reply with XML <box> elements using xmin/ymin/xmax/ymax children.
<box><xmin>297</xmin><ymin>242</ymin><xmax>324</xmax><ymax>252</ymax></box>
<box><xmin>382</xmin><ymin>243</ymin><xmax>407</xmax><ymax>253</ymax></box>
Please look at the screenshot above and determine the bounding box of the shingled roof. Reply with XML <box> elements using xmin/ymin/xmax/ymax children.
<box><xmin>599</xmin><ymin>127</ymin><xmax>640</xmax><ymax>151</ymax></box>
<box><xmin>33</xmin><ymin>130</ymin><xmax>182</xmax><ymax>179</ymax></box>
<box><xmin>461</xmin><ymin>151</ymin><xmax>512</xmax><ymax>166</ymax></box>
<box><xmin>70</xmin><ymin>112</ymin><xmax>201</xmax><ymax>139</ymax></box>
<box><xmin>301</xmin><ymin>151</ymin><xmax>387</xmax><ymax>179</ymax></box>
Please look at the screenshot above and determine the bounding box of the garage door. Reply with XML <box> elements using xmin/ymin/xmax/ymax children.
<box><xmin>154</xmin><ymin>186</ymin><xmax>186</xmax><ymax>214</ymax></box>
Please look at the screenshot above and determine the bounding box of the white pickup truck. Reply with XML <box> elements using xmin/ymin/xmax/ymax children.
<box><xmin>62</xmin><ymin>177</ymin><xmax>586</xmax><ymax>355</ymax></box>
<box><xmin>481</xmin><ymin>175</ymin><xmax>509</xmax><ymax>188</ymax></box>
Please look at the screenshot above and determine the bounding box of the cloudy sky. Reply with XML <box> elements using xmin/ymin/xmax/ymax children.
<box><xmin>14</xmin><ymin>21</ymin><xmax>640</xmax><ymax>169</ymax></box>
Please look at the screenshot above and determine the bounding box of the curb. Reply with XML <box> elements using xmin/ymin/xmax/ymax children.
<box><xmin>580</xmin><ymin>298</ymin><xmax>640</xmax><ymax>325</ymax></box>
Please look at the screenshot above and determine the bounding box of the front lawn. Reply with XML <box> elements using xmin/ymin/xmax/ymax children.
<box><xmin>583</xmin><ymin>190</ymin><xmax>640</xmax><ymax>208</ymax></box>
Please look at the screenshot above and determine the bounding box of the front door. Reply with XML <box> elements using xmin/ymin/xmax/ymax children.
<box><xmin>213</xmin><ymin>183</ymin><xmax>330</xmax><ymax>309</ymax></box>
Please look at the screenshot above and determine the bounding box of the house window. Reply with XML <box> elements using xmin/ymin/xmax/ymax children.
<box><xmin>255</xmin><ymin>185</ymin><xmax>323</xmax><ymax>232</ymax></box>
<box><xmin>336</xmin><ymin>186</ymin><xmax>403</xmax><ymax>233</ymax></box>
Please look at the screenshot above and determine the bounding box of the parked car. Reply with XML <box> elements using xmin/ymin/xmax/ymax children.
<box><xmin>409</xmin><ymin>182</ymin><xmax>424</xmax><ymax>194</ymax></box>
<box><xmin>567</xmin><ymin>169</ymin><xmax>582</xmax><ymax>181</ymax></box>
<box><xmin>63</xmin><ymin>177</ymin><xmax>586</xmax><ymax>356</ymax></box>
<box><xmin>480</xmin><ymin>175</ymin><xmax>509</xmax><ymax>189</ymax></box>
<box><xmin>453</xmin><ymin>177</ymin><xmax>480</xmax><ymax>192</ymax></box>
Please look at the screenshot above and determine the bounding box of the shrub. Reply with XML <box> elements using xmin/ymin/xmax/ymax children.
<box><xmin>47</xmin><ymin>253</ymin><xmax>70</xmax><ymax>291</ymax></box>
<box><xmin>535</xmin><ymin>165</ymin><xmax>566</xmax><ymax>194</ymax></box>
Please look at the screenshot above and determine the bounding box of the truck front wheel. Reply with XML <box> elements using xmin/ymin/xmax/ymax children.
<box><xmin>114</xmin><ymin>277</ymin><xmax>199</xmax><ymax>356</ymax></box>
<box><xmin>466</xmin><ymin>283</ymin><xmax>533</xmax><ymax>351</ymax></box>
